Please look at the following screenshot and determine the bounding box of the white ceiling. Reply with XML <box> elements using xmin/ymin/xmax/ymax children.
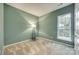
<box><xmin>7</xmin><ymin>3</ymin><xmax>71</xmax><ymax>17</ymax></box>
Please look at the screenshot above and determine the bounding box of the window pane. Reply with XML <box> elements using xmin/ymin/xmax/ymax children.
<box><xmin>57</xmin><ymin>13</ymin><xmax>71</xmax><ymax>42</ymax></box>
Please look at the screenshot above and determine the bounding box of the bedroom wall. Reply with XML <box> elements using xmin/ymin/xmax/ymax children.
<box><xmin>39</xmin><ymin>4</ymin><xmax>74</xmax><ymax>45</ymax></box>
<box><xmin>0</xmin><ymin>3</ymin><xmax>4</xmax><ymax>54</ymax></box>
<box><xmin>4</xmin><ymin>4</ymin><xmax>38</xmax><ymax>45</ymax></box>
<box><xmin>4</xmin><ymin>4</ymin><xmax>74</xmax><ymax>46</ymax></box>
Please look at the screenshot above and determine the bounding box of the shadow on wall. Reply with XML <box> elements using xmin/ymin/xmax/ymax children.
<box><xmin>4</xmin><ymin>4</ymin><xmax>74</xmax><ymax>46</ymax></box>
<box><xmin>0</xmin><ymin>3</ymin><xmax>3</xmax><ymax>54</ymax></box>
<box><xmin>39</xmin><ymin>4</ymin><xmax>74</xmax><ymax>45</ymax></box>
<box><xmin>4</xmin><ymin>4</ymin><xmax>38</xmax><ymax>45</ymax></box>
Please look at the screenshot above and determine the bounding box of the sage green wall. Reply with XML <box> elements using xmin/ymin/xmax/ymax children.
<box><xmin>39</xmin><ymin>4</ymin><xmax>74</xmax><ymax>45</ymax></box>
<box><xmin>4</xmin><ymin>4</ymin><xmax>74</xmax><ymax>45</ymax></box>
<box><xmin>0</xmin><ymin>3</ymin><xmax>3</xmax><ymax>54</ymax></box>
<box><xmin>4</xmin><ymin>4</ymin><xmax>38</xmax><ymax>45</ymax></box>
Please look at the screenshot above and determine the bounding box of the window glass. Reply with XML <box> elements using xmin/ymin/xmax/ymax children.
<box><xmin>57</xmin><ymin>13</ymin><xmax>71</xmax><ymax>41</ymax></box>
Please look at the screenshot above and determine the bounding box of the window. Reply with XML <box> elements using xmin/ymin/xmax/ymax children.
<box><xmin>75</xmin><ymin>10</ymin><xmax>79</xmax><ymax>44</ymax></box>
<box><xmin>75</xmin><ymin>5</ymin><xmax>79</xmax><ymax>53</ymax></box>
<box><xmin>57</xmin><ymin>13</ymin><xmax>71</xmax><ymax>42</ymax></box>
<box><xmin>75</xmin><ymin>11</ymin><xmax>79</xmax><ymax>38</ymax></box>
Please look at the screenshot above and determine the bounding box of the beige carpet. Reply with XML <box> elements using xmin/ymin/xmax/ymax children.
<box><xmin>4</xmin><ymin>37</ymin><xmax>53</xmax><ymax>55</ymax></box>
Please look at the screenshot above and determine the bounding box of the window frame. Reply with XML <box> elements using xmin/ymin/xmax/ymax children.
<box><xmin>57</xmin><ymin>13</ymin><xmax>72</xmax><ymax>42</ymax></box>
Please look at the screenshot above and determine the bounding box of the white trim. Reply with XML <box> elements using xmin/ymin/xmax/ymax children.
<box><xmin>3</xmin><ymin>36</ymin><xmax>73</xmax><ymax>55</ymax></box>
<box><xmin>57</xmin><ymin>13</ymin><xmax>72</xmax><ymax>42</ymax></box>
<box><xmin>3</xmin><ymin>39</ymin><xmax>32</xmax><ymax>55</ymax></box>
<box><xmin>4</xmin><ymin>39</ymin><xmax>31</xmax><ymax>48</ymax></box>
